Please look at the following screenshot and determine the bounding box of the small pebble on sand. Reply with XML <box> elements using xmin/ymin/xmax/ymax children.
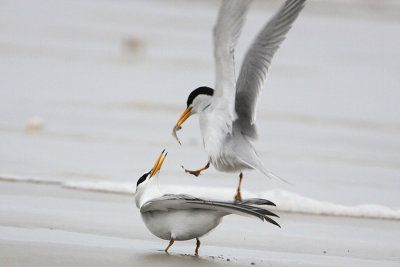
<box><xmin>26</xmin><ymin>116</ymin><xmax>44</xmax><ymax>133</ymax></box>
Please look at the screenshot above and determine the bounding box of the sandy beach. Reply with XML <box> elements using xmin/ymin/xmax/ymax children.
<box><xmin>1</xmin><ymin>0</ymin><xmax>399</xmax><ymax>266</ymax></box>
<box><xmin>1</xmin><ymin>181</ymin><xmax>399</xmax><ymax>267</ymax></box>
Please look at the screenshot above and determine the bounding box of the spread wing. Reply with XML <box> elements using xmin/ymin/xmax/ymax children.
<box><xmin>235</xmin><ymin>0</ymin><xmax>306</xmax><ymax>139</ymax></box>
<box><xmin>211</xmin><ymin>0</ymin><xmax>251</xmax><ymax>135</ymax></box>
<box><xmin>140</xmin><ymin>194</ymin><xmax>280</xmax><ymax>227</ymax></box>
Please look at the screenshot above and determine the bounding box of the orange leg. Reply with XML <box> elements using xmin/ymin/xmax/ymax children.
<box><xmin>164</xmin><ymin>239</ymin><xmax>174</xmax><ymax>253</ymax></box>
<box><xmin>182</xmin><ymin>162</ymin><xmax>210</xmax><ymax>177</ymax></box>
<box><xmin>234</xmin><ymin>172</ymin><xmax>243</xmax><ymax>202</ymax></box>
<box><xmin>195</xmin><ymin>238</ymin><xmax>201</xmax><ymax>255</ymax></box>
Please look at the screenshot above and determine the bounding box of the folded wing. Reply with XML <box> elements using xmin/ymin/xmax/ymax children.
<box><xmin>140</xmin><ymin>194</ymin><xmax>280</xmax><ymax>227</ymax></box>
<box><xmin>235</xmin><ymin>0</ymin><xmax>306</xmax><ymax>139</ymax></box>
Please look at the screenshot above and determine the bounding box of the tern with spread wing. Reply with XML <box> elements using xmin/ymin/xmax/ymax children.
<box><xmin>135</xmin><ymin>150</ymin><xmax>279</xmax><ymax>255</ymax></box>
<box><xmin>172</xmin><ymin>0</ymin><xmax>306</xmax><ymax>201</ymax></box>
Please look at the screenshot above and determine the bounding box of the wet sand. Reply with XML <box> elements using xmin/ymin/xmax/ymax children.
<box><xmin>1</xmin><ymin>181</ymin><xmax>399</xmax><ymax>267</ymax></box>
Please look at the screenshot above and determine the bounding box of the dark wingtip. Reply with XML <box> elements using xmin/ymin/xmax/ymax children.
<box><xmin>266</xmin><ymin>200</ymin><xmax>276</xmax><ymax>207</ymax></box>
<box><xmin>259</xmin><ymin>198</ymin><xmax>276</xmax><ymax>206</ymax></box>
<box><xmin>264</xmin><ymin>216</ymin><xmax>281</xmax><ymax>228</ymax></box>
<box><xmin>267</xmin><ymin>211</ymin><xmax>280</xmax><ymax>218</ymax></box>
<box><xmin>256</xmin><ymin>207</ymin><xmax>279</xmax><ymax>218</ymax></box>
<box><xmin>240</xmin><ymin>198</ymin><xmax>277</xmax><ymax>206</ymax></box>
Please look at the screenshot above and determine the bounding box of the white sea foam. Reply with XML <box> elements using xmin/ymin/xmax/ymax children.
<box><xmin>258</xmin><ymin>190</ymin><xmax>400</xmax><ymax>220</ymax></box>
<box><xmin>2</xmin><ymin>174</ymin><xmax>399</xmax><ymax>220</ymax></box>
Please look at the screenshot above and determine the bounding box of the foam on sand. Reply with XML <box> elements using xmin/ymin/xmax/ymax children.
<box><xmin>60</xmin><ymin>182</ymin><xmax>400</xmax><ymax>220</ymax></box>
<box><xmin>3</xmin><ymin>174</ymin><xmax>397</xmax><ymax>220</ymax></box>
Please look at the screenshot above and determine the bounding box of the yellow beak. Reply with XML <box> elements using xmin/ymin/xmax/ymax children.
<box><xmin>176</xmin><ymin>107</ymin><xmax>192</xmax><ymax>128</ymax></box>
<box><xmin>149</xmin><ymin>150</ymin><xmax>167</xmax><ymax>178</ymax></box>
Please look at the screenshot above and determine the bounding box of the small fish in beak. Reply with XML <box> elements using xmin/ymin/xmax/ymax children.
<box><xmin>172</xmin><ymin>107</ymin><xmax>192</xmax><ymax>145</ymax></box>
<box><xmin>172</xmin><ymin>124</ymin><xmax>182</xmax><ymax>145</ymax></box>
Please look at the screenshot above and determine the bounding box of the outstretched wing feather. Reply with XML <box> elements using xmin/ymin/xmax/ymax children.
<box><xmin>235</xmin><ymin>0</ymin><xmax>306</xmax><ymax>139</ymax></box>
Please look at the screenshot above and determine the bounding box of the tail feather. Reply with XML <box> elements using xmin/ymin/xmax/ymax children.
<box><xmin>259</xmin><ymin>164</ymin><xmax>292</xmax><ymax>185</ymax></box>
<box><xmin>239</xmin><ymin>154</ymin><xmax>293</xmax><ymax>185</ymax></box>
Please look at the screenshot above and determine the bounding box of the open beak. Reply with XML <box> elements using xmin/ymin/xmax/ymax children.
<box><xmin>175</xmin><ymin>107</ymin><xmax>192</xmax><ymax>129</ymax></box>
<box><xmin>149</xmin><ymin>150</ymin><xmax>167</xmax><ymax>178</ymax></box>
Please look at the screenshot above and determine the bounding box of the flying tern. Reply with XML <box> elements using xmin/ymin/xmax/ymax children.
<box><xmin>135</xmin><ymin>150</ymin><xmax>280</xmax><ymax>255</ymax></box>
<box><xmin>172</xmin><ymin>0</ymin><xmax>306</xmax><ymax>201</ymax></box>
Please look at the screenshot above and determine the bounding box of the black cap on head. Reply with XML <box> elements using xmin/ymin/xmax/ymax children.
<box><xmin>187</xmin><ymin>86</ymin><xmax>214</xmax><ymax>108</ymax></box>
<box><xmin>137</xmin><ymin>171</ymin><xmax>151</xmax><ymax>187</ymax></box>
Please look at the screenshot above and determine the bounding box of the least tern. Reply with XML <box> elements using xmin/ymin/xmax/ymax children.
<box><xmin>135</xmin><ymin>150</ymin><xmax>280</xmax><ymax>255</ymax></box>
<box><xmin>172</xmin><ymin>0</ymin><xmax>306</xmax><ymax>201</ymax></box>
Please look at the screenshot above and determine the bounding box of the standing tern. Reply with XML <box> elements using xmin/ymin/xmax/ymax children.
<box><xmin>135</xmin><ymin>150</ymin><xmax>279</xmax><ymax>255</ymax></box>
<box><xmin>172</xmin><ymin>0</ymin><xmax>306</xmax><ymax>201</ymax></box>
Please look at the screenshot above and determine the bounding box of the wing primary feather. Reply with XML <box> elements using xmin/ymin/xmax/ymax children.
<box><xmin>212</xmin><ymin>0</ymin><xmax>252</xmax><ymax>131</ymax></box>
<box><xmin>240</xmin><ymin>198</ymin><xmax>276</xmax><ymax>206</ymax></box>
<box><xmin>186</xmin><ymin>200</ymin><xmax>280</xmax><ymax>227</ymax></box>
<box><xmin>234</xmin><ymin>0</ymin><xmax>306</xmax><ymax>138</ymax></box>
<box><xmin>141</xmin><ymin>194</ymin><xmax>280</xmax><ymax>227</ymax></box>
